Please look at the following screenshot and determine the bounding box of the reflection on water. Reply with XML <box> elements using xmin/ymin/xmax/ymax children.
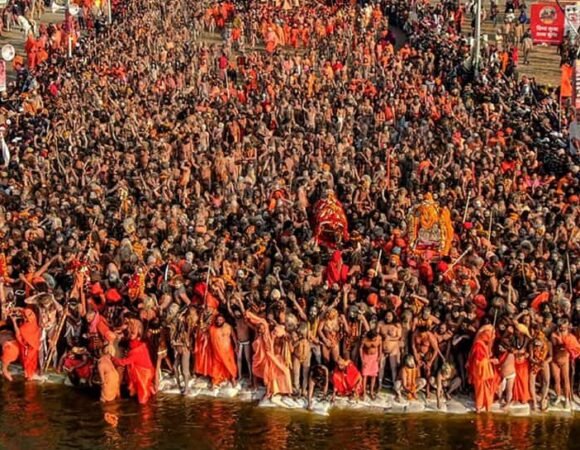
<box><xmin>0</xmin><ymin>382</ymin><xmax>577</xmax><ymax>450</ymax></box>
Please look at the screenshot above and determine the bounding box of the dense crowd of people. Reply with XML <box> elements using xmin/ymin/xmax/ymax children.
<box><xmin>0</xmin><ymin>0</ymin><xmax>577</xmax><ymax>415</ymax></box>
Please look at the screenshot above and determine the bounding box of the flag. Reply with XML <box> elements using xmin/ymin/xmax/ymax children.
<box><xmin>561</xmin><ymin>63</ymin><xmax>573</xmax><ymax>98</ymax></box>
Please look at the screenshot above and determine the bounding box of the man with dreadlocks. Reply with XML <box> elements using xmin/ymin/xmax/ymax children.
<box><xmin>169</xmin><ymin>305</ymin><xmax>198</xmax><ymax>394</ymax></box>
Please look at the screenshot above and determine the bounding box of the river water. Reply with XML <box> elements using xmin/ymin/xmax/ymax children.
<box><xmin>0</xmin><ymin>381</ymin><xmax>578</xmax><ymax>449</ymax></box>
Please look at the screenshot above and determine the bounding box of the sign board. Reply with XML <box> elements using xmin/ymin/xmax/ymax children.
<box><xmin>531</xmin><ymin>3</ymin><xmax>565</xmax><ymax>45</ymax></box>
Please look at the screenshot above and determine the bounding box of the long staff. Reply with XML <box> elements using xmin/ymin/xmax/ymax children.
<box><xmin>443</xmin><ymin>245</ymin><xmax>473</xmax><ymax>275</ymax></box>
<box><xmin>462</xmin><ymin>190</ymin><xmax>471</xmax><ymax>224</ymax></box>
<box><xmin>44</xmin><ymin>303</ymin><xmax>69</xmax><ymax>372</ymax></box>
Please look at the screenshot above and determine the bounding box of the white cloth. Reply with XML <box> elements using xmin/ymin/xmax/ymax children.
<box><xmin>0</xmin><ymin>135</ymin><xmax>10</xmax><ymax>167</ymax></box>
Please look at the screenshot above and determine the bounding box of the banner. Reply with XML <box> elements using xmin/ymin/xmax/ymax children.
<box><xmin>565</xmin><ymin>3</ymin><xmax>580</xmax><ymax>36</ymax></box>
<box><xmin>0</xmin><ymin>61</ymin><xmax>5</xmax><ymax>93</ymax></box>
<box><xmin>575</xmin><ymin>59</ymin><xmax>580</xmax><ymax>109</ymax></box>
<box><xmin>561</xmin><ymin>63</ymin><xmax>573</xmax><ymax>97</ymax></box>
<box><xmin>531</xmin><ymin>3</ymin><xmax>565</xmax><ymax>44</ymax></box>
<box><xmin>571</xmin><ymin>59</ymin><xmax>580</xmax><ymax>155</ymax></box>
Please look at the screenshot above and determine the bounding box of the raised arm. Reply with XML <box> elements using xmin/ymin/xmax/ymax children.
<box><xmin>290</xmin><ymin>296</ymin><xmax>308</xmax><ymax>322</ymax></box>
<box><xmin>245</xmin><ymin>310</ymin><xmax>268</xmax><ymax>328</ymax></box>
<box><xmin>34</xmin><ymin>255</ymin><xmax>59</xmax><ymax>278</ymax></box>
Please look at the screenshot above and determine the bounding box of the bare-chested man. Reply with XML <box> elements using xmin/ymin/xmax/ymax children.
<box><xmin>307</xmin><ymin>364</ymin><xmax>329</xmax><ymax>410</ymax></box>
<box><xmin>394</xmin><ymin>354</ymin><xmax>426</xmax><ymax>402</ymax></box>
<box><xmin>497</xmin><ymin>342</ymin><xmax>515</xmax><ymax>409</ymax></box>
<box><xmin>318</xmin><ymin>308</ymin><xmax>342</xmax><ymax>364</ymax></box>
<box><xmin>432</xmin><ymin>362</ymin><xmax>461</xmax><ymax>409</ymax></box>
<box><xmin>360</xmin><ymin>329</ymin><xmax>382</xmax><ymax>400</ymax></box>
<box><xmin>228</xmin><ymin>297</ymin><xmax>252</xmax><ymax>383</ymax></box>
<box><xmin>435</xmin><ymin>322</ymin><xmax>454</xmax><ymax>361</ymax></box>
<box><xmin>292</xmin><ymin>322</ymin><xmax>311</xmax><ymax>395</ymax></box>
<box><xmin>377</xmin><ymin>310</ymin><xmax>402</xmax><ymax>386</ymax></box>
<box><xmin>529</xmin><ymin>330</ymin><xmax>551</xmax><ymax>411</ymax></box>
<box><xmin>412</xmin><ymin>326</ymin><xmax>440</xmax><ymax>396</ymax></box>
<box><xmin>169</xmin><ymin>305</ymin><xmax>198</xmax><ymax>394</ymax></box>
<box><xmin>551</xmin><ymin>319</ymin><xmax>576</xmax><ymax>409</ymax></box>
<box><xmin>0</xmin><ymin>320</ymin><xmax>18</xmax><ymax>381</ymax></box>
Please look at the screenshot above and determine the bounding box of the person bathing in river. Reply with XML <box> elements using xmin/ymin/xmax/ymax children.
<box><xmin>12</xmin><ymin>308</ymin><xmax>41</xmax><ymax>381</ymax></box>
<box><xmin>394</xmin><ymin>354</ymin><xmax>427</xmax><ymax>402</ymax></box>
<box><xmin>307</xmin><ymin>364</ymin><xmax>329</xmax><ymax>410</ymax></box>
<box><xmin>331</xmin><ymin>357</ymin><xmax>362</xmax><ymax>401</ymax></box>
<box><xmin>0</xmin><ymin>319</ymin><xmax>19</xmax><ymax>381</ymax></box>
<box><xmin>99</xmin><ymin>344</ymin><xmax>121</xmax><ymax>403</ymax></box>
<box><xmin>433</xmin><ymin>362</ymin><xmax>461</xmax><ymax>409</ymax></box>
<box><xmin>112</xmin><ymin>337</ymin><xmax>156</xmax><ymax>405</ymax></box>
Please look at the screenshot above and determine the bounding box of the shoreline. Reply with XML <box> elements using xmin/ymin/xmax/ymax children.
<box><xmin>7</xmin><ymin>364</ymin><xmax>579</xmax><ymax>418</ymax></box>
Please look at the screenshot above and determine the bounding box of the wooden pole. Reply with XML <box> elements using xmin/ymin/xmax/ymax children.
<box><xmin>443</xmin><ymin>245</ymin><xmax>473</xmax><ymax>275</ymax></box>
<box><xmin>386</xmin><ymin>146</ymin><xmax>391</xmax><ymax>188</ymax></box>
<box><xmin>567</xmin><ymin>252</ymin><xmax>574</xmax><ymax>295</ymax></box>
<box><xmin>203</xmin><ymin>258</ymin><xmax>212</xmax><ymax>305</ymax></box>
<box><xmin>462</xmin><ymin>190</ymin><xmax>471</xmax><ymax>224</ymax></box>
<box><xmin>43</xmin><ymin>304</ymin><xmax>69</xmax><ymax>372</ymax></box>
<box><xmin>374</xmin><ymin>249</ymin><xmax>382</xmax><ymax>277</ymax></box>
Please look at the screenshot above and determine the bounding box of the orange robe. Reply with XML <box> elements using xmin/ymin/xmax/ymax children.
<box><xmin>17</xmin><ymin>309</ymin><xmax>41</xmax><ymax>379</ymax></box>
<box><xmin>194</xmin><ymin>329</ymin><xmax>212</xmax><ymax>376</ymax></box>
<box><xmin>25</xmin><ymin>35</ymin><xmax>39</xmax><ymax>69</ymax></box>
<box><xmin>332</xmin><ymin>361</ymin><xmax>362</xmax><ymax>396</ymax></box>
<box><xmin>467</xmin><ymin>327</ymin><xmax>498</xmax><ymax>411</ymax></box>
<box><xmin>89</xmin><ymin>313</ymin><xmax>116</xmax><ymax>343</ymax></box>
<box><xmin>275</xmin><ymin>24</ymin><xmax>286</xmax><ymax>46</ymax></box>
<box><xmin>265</xmin><ymin>30</ymin><xmax>278</xmax><ymax>54</ymax></box>
<box><xmin>325</xmin><ymin>250</ymin><xmax>349</xmax><ymax>286</ymax></box>
<box><xmin>208</xmin><ymin>324</ymin><xmax>237</xmax><ymax>385</ymax></box>
<box><xmin>512</xmin><ymin>357</ymin><xmax>530</xmax><ymax>403</ymax></box>
<box><xmin>113</xmin><ymin>340</ymin><xmax>155</xmax><ymax>404</ymax></box>
<box><xmin>531</xmin><ymin>292</ymin><xmax>550</xmax><ymax>311</ymax></box>
<box><xmin>560</xmin><ymin>333</ymin><xmax>580</xmax><ymax>359</ymax></box>
<box><xmin>246</xmin><ymin>312</ymin><xmax>292</xmax><ymax>396</ymax></box>
<box><xmin>52</xmin><ymin>29</ymin><xmax>63</xmax><ymax>51</ymax></box>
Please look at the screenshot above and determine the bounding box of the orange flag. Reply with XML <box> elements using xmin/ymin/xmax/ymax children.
<box><xmin>561</xmin><ymin>63</ymin><xmax>573</xmax><ymax>98</ymax></box>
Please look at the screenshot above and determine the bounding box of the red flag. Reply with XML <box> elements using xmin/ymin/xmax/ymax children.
<box><xmin>561</xmin><ymin>63</ymin><xmax>573</xmax><ymax>98</ymax></box>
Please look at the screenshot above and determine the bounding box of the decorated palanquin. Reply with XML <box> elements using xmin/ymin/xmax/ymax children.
<box><xmin>314</xmin><ymin>191</ymin><xmax>349</xmax><ymax>248</ymax></box>
<box><xmin>127</xmin><ymin>269</ymin><xmax>146</xmax><ymax>300</ymax></box>
<box><xmin>407</xmin><ymin>194</ymin><xmax>453</xmax><ymax>259</ymax></box>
